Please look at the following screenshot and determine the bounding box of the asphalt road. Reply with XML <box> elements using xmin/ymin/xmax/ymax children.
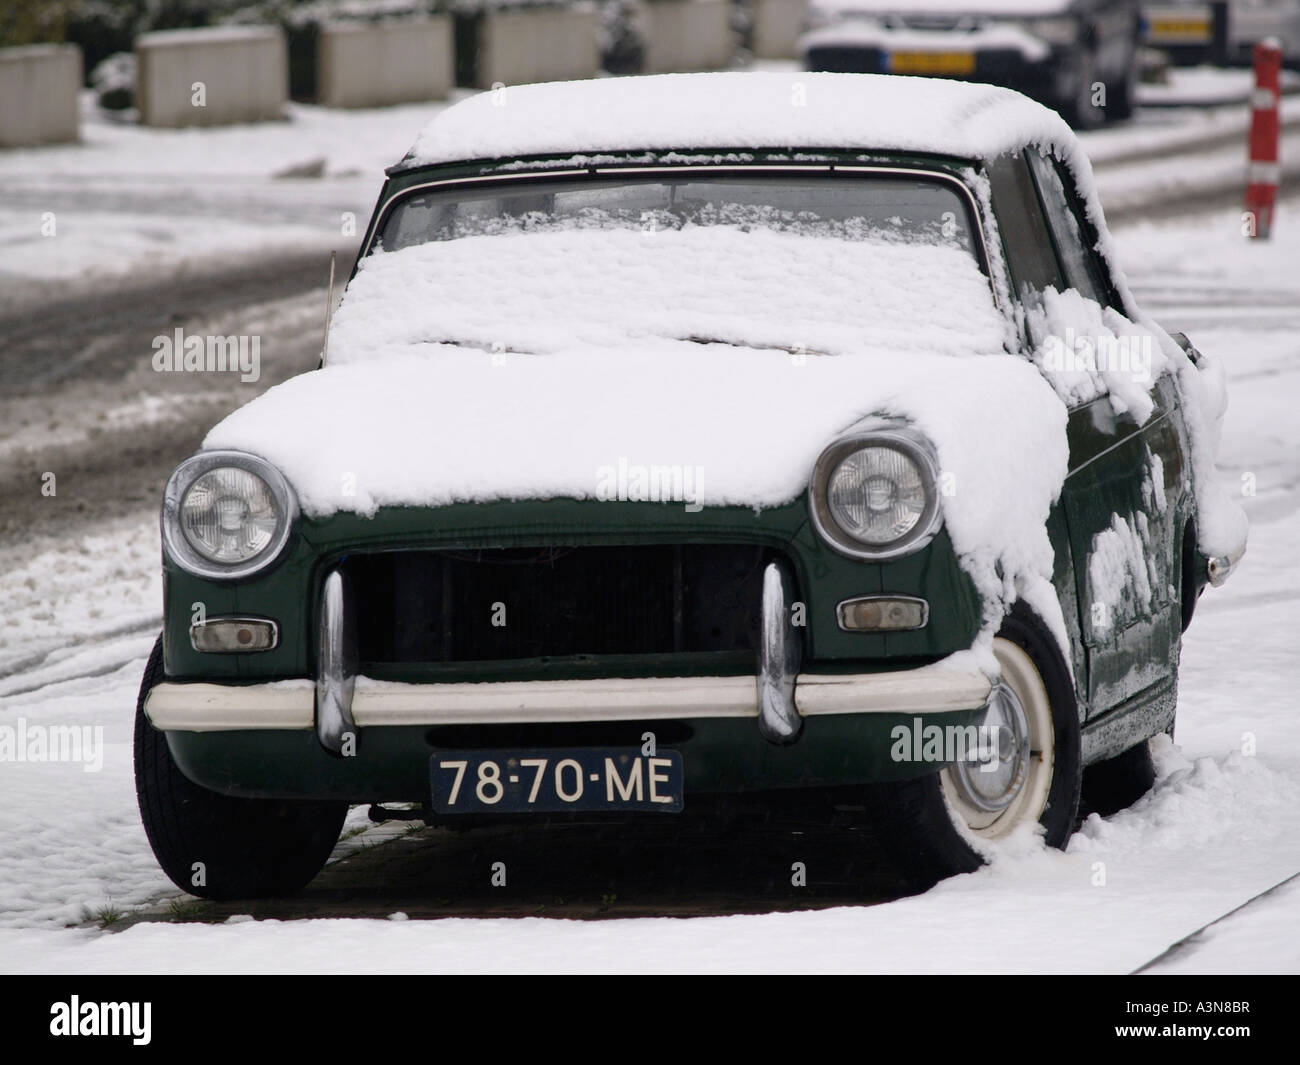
<box><xmin>0</xmin><ymin>247</ymin><xmax>354</xmax><ymax>547</ymax></box>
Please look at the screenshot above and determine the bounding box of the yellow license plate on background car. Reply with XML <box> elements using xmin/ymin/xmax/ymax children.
<box><xmin>887</xmin><ymin>51</ymin><xmax>976</xmax><ymax>76</ymax></box>
<box><xmin>1147</xmin><ymin>17</ymin><xmax>1211</xmax><ymax>44</ymax></box>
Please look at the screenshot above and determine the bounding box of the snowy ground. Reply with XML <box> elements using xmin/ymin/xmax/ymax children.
<box><xmin>0</xmin><ymin>93</ymin><xmax>462</xmax><ymax>298</ymax></box>
<box><xmin>0</xmin><ymin>90</ymin><xmax>1297</xmax><ymax>973</ymax></box>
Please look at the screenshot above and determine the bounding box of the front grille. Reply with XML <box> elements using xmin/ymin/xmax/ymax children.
<box><xmin>345</xmin><ymin>544</ymin><xmax>782</xmax><ymax>665</ymax></box>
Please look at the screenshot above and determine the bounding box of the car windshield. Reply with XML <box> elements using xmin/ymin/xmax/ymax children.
<box><xmin>338</xmin><ymin>170</ymin><xmax>1007</xmax><ymax>365</ymax></box>
<box><xmin>377</xmin><ymin>172</ymin><xmax>981</xmax><ymax>262</ymax></box>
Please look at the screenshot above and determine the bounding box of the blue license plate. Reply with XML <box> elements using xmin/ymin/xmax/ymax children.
<box><xmin>430</xmin><ymin>747</ymin><xmax>684</xmax><ymax>813</ymax></box>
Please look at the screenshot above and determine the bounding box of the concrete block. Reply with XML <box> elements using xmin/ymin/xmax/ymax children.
<box><xmin>0</xmin><ymin>44</ymin><xmax>81</xmax><ymax>148</ymax></box>
<box><xmin>318</xmin><ymin>17</ymin><xmax>454</xmax><ymax>108</ymax></box>
<box><xmin>137</xmin><ymin>26</ymin><xmax>287</xmax><ymax>128</ymax></box>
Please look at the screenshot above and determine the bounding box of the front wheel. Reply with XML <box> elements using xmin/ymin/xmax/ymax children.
<box><xmin>869</xmin><ymin>605</ymin><xmax>1083</xmax><ymax>891</ymax></box>
<box><xmin>134</xmin><ymin>637</ymin><xmax>348</xmax><ymax>901</ymax></box>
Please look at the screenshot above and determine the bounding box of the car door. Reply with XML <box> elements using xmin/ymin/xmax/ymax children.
<box><xmin>1027</xmin><ymin>150</ymin><xmax>1183</xmax><ymax>717</ymax></box>
<box><xmin>986</xmin><ymin>151</ymin><xmax>1093</xmax><ymax>701</ymax></box>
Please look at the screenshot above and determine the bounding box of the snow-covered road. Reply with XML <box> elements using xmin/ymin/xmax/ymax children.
<box><xmin>0</xmin><ymin>91</ymin><xmax>1297</xmax><ymax>972</ymax></box>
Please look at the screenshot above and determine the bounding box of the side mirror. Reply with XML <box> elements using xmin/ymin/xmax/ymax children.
<box><xmin>1168</xmin><ymin>330</ymin><xmax>1203</xmax><ymax>367</ymax></box>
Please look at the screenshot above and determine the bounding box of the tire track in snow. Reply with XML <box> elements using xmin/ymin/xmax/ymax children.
<box><xmin>1130</xmin><ymin>870</ymin><xmax>1300</xmax><ymax>973</ymax></box>
<box><xmin>0</xmin><ymin>625</ymin><xmax>160</xmax><ymax>701</ymax></box>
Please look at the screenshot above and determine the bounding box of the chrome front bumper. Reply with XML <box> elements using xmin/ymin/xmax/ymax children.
<box><xmin>144</xmin><ymin>663</ymin><xmax>993</xmax><ymax>732</ymax></box>
<box><xmin>145</xmin><ymin>562</ymin><xmax>992</xmax><ymax>743</ymax></box>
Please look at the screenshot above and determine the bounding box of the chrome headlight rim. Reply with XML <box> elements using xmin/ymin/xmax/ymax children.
<box><xmin>161</xmin><ymin>450</ymin><xmax>299</xmax><ymax>582</ymax></box>
<box><xmin>808</xmin><ymin>426</ymin><xmax>943</xmax><ymax>561</ymax></box>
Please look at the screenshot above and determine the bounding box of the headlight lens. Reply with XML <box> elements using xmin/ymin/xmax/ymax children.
<box><xmin>163</xmin><ymin>451</ymin><xmax>298</xmax><ymax>580</ymax></box>
<box><xmin>181</xmin><ymin>467</ymin><xmax>280</xmax><ymax>564</ymax></box>
<box><xmin>809</xmin><ymin>427</ymin><xmax>942</xmax><ymax>560</ymax></box>
<box><xmin>827</xmin><ymin>445</ymin><xmax>928</xmax><ymax>545</ymax></box>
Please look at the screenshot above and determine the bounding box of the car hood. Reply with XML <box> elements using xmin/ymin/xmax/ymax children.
<box><xmin>204</xmin><ymin>339</ymin><xmax>1067</xmax><ymax>575</ymax></box>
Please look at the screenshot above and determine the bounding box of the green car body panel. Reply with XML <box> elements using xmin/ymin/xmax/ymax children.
<box><xmin>156</xmin><ymin>146</ymin><xmax>1208</xmax><ymax>803</ymax></box>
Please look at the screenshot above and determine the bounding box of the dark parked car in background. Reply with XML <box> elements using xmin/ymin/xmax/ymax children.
<box><xmin>802</xmin><ymin>0</ymin><xmax>1142</xmax><ymax>126</ymax></box>
<box><xmin>1141</xmin><ymin>0</ymin><xmax>1300</xmax><ymax>68</ymax></box>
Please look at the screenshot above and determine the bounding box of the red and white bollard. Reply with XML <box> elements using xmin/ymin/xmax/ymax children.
<box><xmin>1244</xmin><ymin>38</ymin><xmax>1283</xmax><ymax>240</ymax></box>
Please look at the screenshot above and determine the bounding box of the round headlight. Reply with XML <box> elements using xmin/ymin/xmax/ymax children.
<box><xmin>181</xmin><ymin>467</ymin><xmax>279</xmax><ymax>564</ymax></box>
<box><xmin>163</xmin><ymin>451</ymin><xmax>298</xmax><ymax>580</ymax></box>
<box><xmin>827</xmin><ymin>445</ymin><xmax>928</xmax><ymax>545</ymax></box>
<box><xmin>809</xmin><ymin>427</ymin><xmax>942</xmax><ymax>560</ymax></box>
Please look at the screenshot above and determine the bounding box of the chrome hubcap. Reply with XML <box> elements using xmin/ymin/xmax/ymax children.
<box><xmin>948</xmin><ymin>680</ymin><xmax>1031</xmax><ymax>813</ymax></box>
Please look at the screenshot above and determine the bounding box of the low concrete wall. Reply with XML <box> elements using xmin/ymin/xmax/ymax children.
<box><xmin>476</xmin><ymin>8</ymin><xmax>602</xmax><ymax>88</ymax></box>
<box><xmin>136</xmin><ymin>26</ymin><xmax>287</xmax><ymax>128</ymax></box>
<box><xmin>318</xmin><ymin>17</ymin><xmax>454</xmax><ymax>108</ymax></box>
<box><xmin>641</xmin><ymin>0</ymin><xmax>735</xmax><ymax>74</ymax></box>
<box><xmin>0</xmin><ymin>45</ymin><xmax>81</xmax><ymax>148</ymax></box>
<box><xmin>751</xmin><ymin>0</ymin><xmax>808</xmax><ymax>60</ymax></box>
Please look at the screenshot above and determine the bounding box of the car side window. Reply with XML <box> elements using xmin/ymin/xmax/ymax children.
<box><xmin>986</xmin><ymin>152</ymin><xmax>1065</xmax><ymax>304</ymax></box>
<box><xmin>1028</xmin><ymin>151</ymin><xmax>1114</xmax><ymax>308</ymax></box>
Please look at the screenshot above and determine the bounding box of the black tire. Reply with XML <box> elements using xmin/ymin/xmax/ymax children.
<box><xmin>868</xmin><ymin>603</ymin><xmax>1083</xmax><ymax>893</ymax></box>
<box><xmin>1080</xmin><ymin>738</ymin><xmax>1156</xmax><ymax>818</ymax></box>
<box><xmin>134</xmin><ymin>637</ymin><xmax>348</xmax><ymax>901</ymax></box>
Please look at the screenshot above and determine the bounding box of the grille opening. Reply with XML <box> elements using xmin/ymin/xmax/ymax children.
<box><xmin>345</xmin><ymin>544</ymin><xmax>784</xmax><ymax>666</ymax></box>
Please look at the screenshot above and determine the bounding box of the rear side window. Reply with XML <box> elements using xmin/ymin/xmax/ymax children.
<box><xmin>986</xmin><ymin>152</ymin><xmax>1064</xmax><ymax>303</ymax></box>
<box><xmin>1028</xmin><ymin>152</ymin><xmax>1113</xmax><ymax>308</ymax></box>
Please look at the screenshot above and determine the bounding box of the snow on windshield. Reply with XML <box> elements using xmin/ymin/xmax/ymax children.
<box><xmin>377</xmin><ymin>174</ymin><xmax>978</xmax><ymax>256</ymax></box>
<box><xmin>332</xmin><ymin>178</ymin><xmax>1002</xmax><ymax>362</ymax></box>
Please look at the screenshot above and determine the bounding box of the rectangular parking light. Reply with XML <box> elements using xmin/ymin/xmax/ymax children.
<box><xmin>190</xmin><ymin>617</ymin><xmax>279</xmax><ymax>653</ymax></box>
<box><xmin>837</xmin><ymin>596</ymin><xmax>929</xmax><ymax>632</ymax></box>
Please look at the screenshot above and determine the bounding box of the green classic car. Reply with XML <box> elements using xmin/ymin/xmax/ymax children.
<box><xmin>134</xmin><ymin>72</ymin><xmax>1245</xmax><ymax>899</ymax></box>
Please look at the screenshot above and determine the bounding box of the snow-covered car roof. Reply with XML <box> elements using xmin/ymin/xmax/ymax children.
<box><xmin>396</xmin><ymin>71</ymin><xmax>1079</xmax><ymax>172</ymax></box>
